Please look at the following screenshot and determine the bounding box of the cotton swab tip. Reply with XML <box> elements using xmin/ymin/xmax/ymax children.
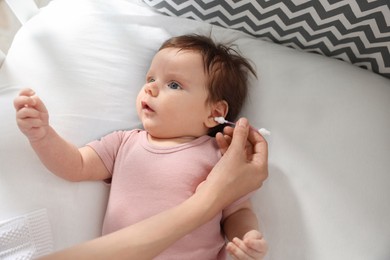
<box><xmin>214</xmin><ymin>117</ymin><xmax>271</xmax><ymax>136</ymax></box>
<box><xmin>214</xmin><ymin>117</ymin><xmax>227</xmax><ymax>124</ymax></box>
<box><xmin>258</xmin><ymin>128</ymin><xmax>271</xmax><ymax>136</ymax></box>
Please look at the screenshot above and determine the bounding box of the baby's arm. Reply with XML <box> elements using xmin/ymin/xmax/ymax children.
<box><xmin>14</xmin><ymin>88</ymin><xmax>110</xmax><ymax>181</ymax></box>
<box><xmin>222</xmin><ymin>200</ymin><xmax>268</xmax><ymax>259</ymax></box>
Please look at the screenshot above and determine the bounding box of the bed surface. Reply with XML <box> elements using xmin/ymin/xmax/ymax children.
<box><xmin>0</xmin><ymin>0</ymin><xmax>389</xmax><ymax>259</ymax></box>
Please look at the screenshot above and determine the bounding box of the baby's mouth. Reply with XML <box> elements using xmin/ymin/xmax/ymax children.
<box><xmin>142</xmin><ymin>101</ymin><xmax>155</xmax><ymax>112</ymax></box>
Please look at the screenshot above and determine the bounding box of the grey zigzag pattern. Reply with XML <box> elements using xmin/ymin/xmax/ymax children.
<box><xmin>144</xmin><ymin>0</ymin><xmax>390</xmax><ymax>79</ymax></box>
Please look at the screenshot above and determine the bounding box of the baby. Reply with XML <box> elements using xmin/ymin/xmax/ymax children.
<box><xmin>14</xmin><ymin>34</ymin><xmax>267</xmax><ymax>259</ymax></box>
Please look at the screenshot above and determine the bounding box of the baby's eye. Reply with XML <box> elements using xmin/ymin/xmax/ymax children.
<box><xmin>148</xmin><ymin>78</ymin><xmax>155</xmax><ymax>83</ymax></box>
<box><xmin>168</xmin><ymin>82</ymin><xmax>182</xmax><ymax>90</ymax></box>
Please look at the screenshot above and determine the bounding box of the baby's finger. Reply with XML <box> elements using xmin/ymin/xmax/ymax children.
<box><xmin>30</xmin><ymin>95</ymin><xmax>48</xmax><ymax>113</ymax></box>
<box><xmin>244</xmin><ymin>238</ymin><xmax>268</xmax><ymax>255</ymax></box>
<box><xmin>17</xmin><ymin>118</ymin><xmax>45</xmax><ymax>130</ymax></box>
<box><xmin>19</xmin><ymin>88</ymin><xmax>35</xmax><ymax>97</ymax></box>
<box><xmin>228</xmin><ymin>237</ymin><xmax>256</xmax><ymax>260</ymax></box>
<box><xmin>14</xmin><ymin>95</ymin><xmax>36</xmax><ymax>111</ymax></box>
<box><xmin>226</xmin><ymin>241</ymin><xmax>246</xmax><ymax>260</ymax></box>
<box><xmin>16</xmin><ymin>107</ymin><xmax>40</xmax><ymax>119</ymax></box>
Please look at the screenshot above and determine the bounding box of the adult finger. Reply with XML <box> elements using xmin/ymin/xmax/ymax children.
<box><xmin>215</xmin><ymin>132</ymin><xmax>229</xmax><ymax>155</ymax></box>
<box><xmin>215</xmin><ymin>131</ymin><xmax>233</xmax><ymax>155</ymax></box>
<box><xmin>247</xmin><ymin>128</ymin><xmax>268</xmax><ymax>165</ymax></box>
<box><xmin>228</xmin><ymin>118</ymin><xmax>250</xmax><ymax>152</ymax></box>
<box><xmin>222</xmin><ymin>126</ymin><xmax>234</xmax><ymax>136</ymax></box>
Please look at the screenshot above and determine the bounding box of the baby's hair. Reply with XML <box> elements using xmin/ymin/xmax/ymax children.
<box><xmin>159</xmin><ymin>34</ymin><xmax>257</xmax><ymax>136</ymax></box>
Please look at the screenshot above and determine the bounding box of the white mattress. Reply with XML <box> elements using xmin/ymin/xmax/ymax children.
<box><xmin>0</xmin><ymin>0</ymin><xmax>389</xmax><ymax>259</ymax></box>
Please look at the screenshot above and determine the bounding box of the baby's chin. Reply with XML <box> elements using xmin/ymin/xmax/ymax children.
<box><xmin>146</xmin><ymin>130</ymin><xmax>196</xmax><ymax>140</ymax></box>
<box><xmin>146</xmin><ymin>132</ymin><xmax>201</xmax><ymax>147</ymax></box>
<box><xmin>143</xmin><ymin>122</ymin><xmax>205</xmax><ymax>137</ymax></box>
<box><xmin>144</xmin><ymin>127</ymin><xmax>204</xmax><ymax>142</ymax></box>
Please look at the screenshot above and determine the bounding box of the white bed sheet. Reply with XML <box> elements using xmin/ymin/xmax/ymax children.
<box><xmin>0</xmin><ymin>0</ymin><xmax>389</xmax><ymax>259</ymax></box>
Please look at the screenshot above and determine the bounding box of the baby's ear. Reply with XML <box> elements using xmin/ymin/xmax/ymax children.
<box><xmin>205</xmin><ymin>100</ymin><xmax>228</xmax><ymax>128</ymax></box>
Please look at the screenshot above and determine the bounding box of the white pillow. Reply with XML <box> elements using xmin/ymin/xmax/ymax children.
<box><xmin>0</xmin><ymin>0</ymin><xmax>169</xmax><ymax>251</ymax></box>
<box><xmin>142</xmin><ymin>0</ymin><xmax>390</xmax><ymax>79</ymax></box>
<box><xmin>0</xmin><ymin>0</ymin><xmax>214</xmax><ymax>252</ymax></box>
<box><xmin>1</xmin><ymin>0</ymin><xmax>390</xmax><ymax>259</ymax></box>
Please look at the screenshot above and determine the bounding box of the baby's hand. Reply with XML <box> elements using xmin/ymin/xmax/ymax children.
<box><xmin>226</xmin><ymin>230</ymin><xmax>268</xmax><ymax>260</ymax></box>
<box><xmin>14</xmin><ymin>88</ymin><xmax>50</xmax><ymax>142</ymax></box>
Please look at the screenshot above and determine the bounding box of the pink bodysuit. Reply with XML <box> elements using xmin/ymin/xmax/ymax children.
<box><xmin>88</xmin><ymin>129</ymin><xmax>250</xmax><ymax>259</ymax></box>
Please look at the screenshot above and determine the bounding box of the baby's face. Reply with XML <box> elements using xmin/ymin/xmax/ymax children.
<box><xmin>136</xmin><ymin>47</ymin><xmax>213</xmax><ymax>140</ymax></box>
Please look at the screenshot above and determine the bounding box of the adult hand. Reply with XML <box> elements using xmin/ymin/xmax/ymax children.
<box><xmin>204</xmin><ymin>118</ymin><xmax>268</xmax><ymax>209</ymax></box>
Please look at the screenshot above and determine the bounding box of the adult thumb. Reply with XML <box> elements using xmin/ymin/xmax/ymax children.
<box><xmin>230</xmin><ymin>118</ymin><xmax>250</xmax><ymax>151</ymax></box>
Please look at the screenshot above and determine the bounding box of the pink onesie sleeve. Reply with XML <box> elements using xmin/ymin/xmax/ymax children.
<box><xmin>86</xmin><ymin>130</ymin><xmax>128</xmax><ymax>175</ymax></box>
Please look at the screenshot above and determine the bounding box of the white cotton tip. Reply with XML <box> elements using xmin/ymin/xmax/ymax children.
<box><xmin>214</xmin><ymin>117</ymin><xmax>227</xmax><ymax>124</ymax></box>
<box><xmin>258</xmin><ymin>128</ymin><xmax>271</xmax><ymax>136</ymax></box>
<box><xmin>213</xmin><ymin>117</ymin><xmax>271</xmax><ymax>136</ymax></box>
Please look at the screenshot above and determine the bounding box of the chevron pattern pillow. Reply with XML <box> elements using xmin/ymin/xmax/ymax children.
<box><xmin>143</xmin><ymin>0</ymin><xmax>390</xmax><ymax>79</ymax></box>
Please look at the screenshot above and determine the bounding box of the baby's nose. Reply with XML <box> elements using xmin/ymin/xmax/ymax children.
<box><xmin>145</xmin><ymin>82</ymin><xmax>159</xmax><ymax>97</ymax></box>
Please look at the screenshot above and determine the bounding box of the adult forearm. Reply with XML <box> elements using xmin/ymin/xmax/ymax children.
<box><xmin>39</xmin><ymin>189</ymin><xmax>221</xmax><ymax>260</ymax></box>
